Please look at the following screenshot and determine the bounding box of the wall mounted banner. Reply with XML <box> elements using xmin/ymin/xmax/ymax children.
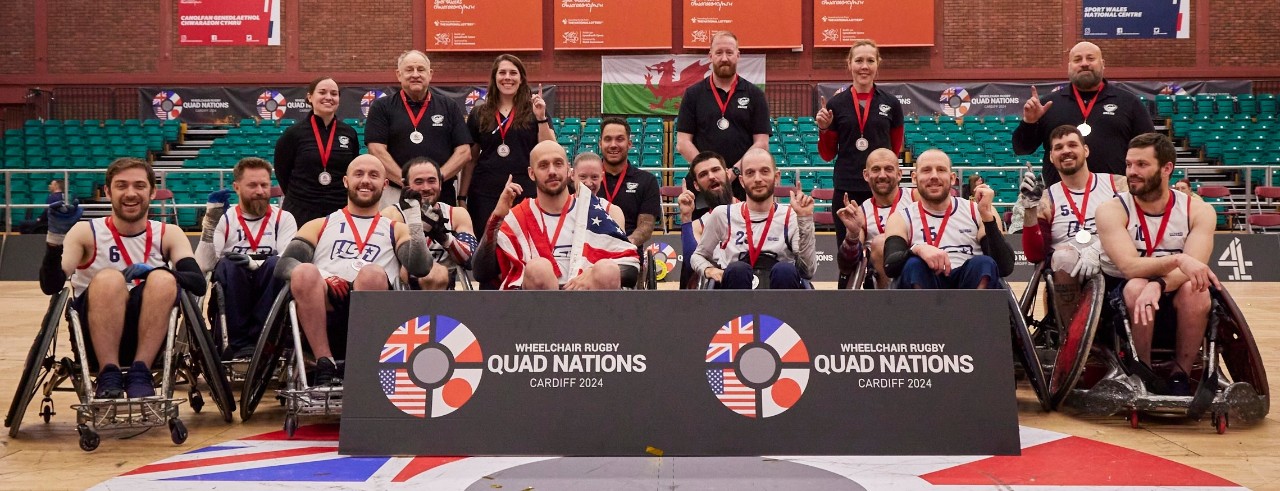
<box><xmin>602</xmin><ymin>55</ymin><xmax>766</xmax><ymax>115</ymax></box>
<box><xmin>555</xmin><ymin>0</ymin><xmax>672</xmax><ymax>50</ymax></box>
<box><xmin>1082</xmin><ymin>0</ymin><xmax>1190</xmax><ymax>39</ymax></box>
<box><xmin>683</xmin><ymin>0</ymin><xmax>801</xmax><ymax>49</ymax></box>
<box><xmin>139</xmin><ymin>86</ymin><xmax>558</xmax><ymax>124</ymax></box>
<box><xmin>341</xmin><ymin>290</ymin><xmax>1021</xmax><ymax>456</ymax></box>
<box><xmin>813</xmin><ymin>0</ymin><xmax>934</xmax><ymax>47</ymax></box>
<box><xmin>178</xmin><ymin>0</ymin><xmax>281</xmax><ymax>46</ymax></box>
<box><xmin>426</xmin><ymin>0</ymin><xmax>543</xmax><ymax>51</ymax></box>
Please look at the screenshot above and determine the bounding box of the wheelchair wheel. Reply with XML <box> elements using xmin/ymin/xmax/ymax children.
<box><xmin>6</xmin><ymin>288</ymin><xmax>70</xmax><ymax>437</ymax></box>
<box><xmin>1047</xmin><ymin>274</ymin><xmax>1103</xmax><ymax>410</ymax></box>
<box><xmin>180</xmin><ymin>292</ymin><xmax>236</xmax><ymax>423</ymax></box>
<box><xmin>1007</xmin><ymin>287</ymin><xmax>1051</xmax><ymax>411</ymax></box>
<box><xmin>240</xmin><ymin>288</ymin><xmax>291</xmax><ymax>422</ymax></box>
<box><xmin>206</xmin><ymin>283</ymin><xmax>228</xmax><ymax>353</ymax></box>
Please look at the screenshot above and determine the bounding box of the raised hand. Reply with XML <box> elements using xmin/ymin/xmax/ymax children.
<box><xmin>834</xmin><ymin>194</ymin><xmax>866</xmax><ymax>235</ymax></box>
<box><xmin>1018</xmin><ymin>163</ymin><xmax>1045</xmax><ymax>209</ymax></box>
<box><xmin>815</xmin><ymin>95</ymin><xmax>833</xmax><ymax>130</ymax></box>
<box><xmin>48</xmin><ymin>197</ymin><xmax>82</xmax><ymax>236</ymax></box>
<box><xmin>791</xmin><ymin>189</ymin><xmax>814</xmax><ymax>217</ymax></box>
<box><xmin>532</xmin><ymin>83</ymin><xmax>547</xmax><ymax>120</ymax></box>
<box><xmin>493</xmin><ymin>175</ymin><xmax>523</xmax><ymax>219</ymax></box>
<box><xmin>677</xmin><ymin>180</ymin><xmax>696</xmax><ymax>222</ymax></box>
<box><xmin>1022</xmin><ymin>86</ymin><xmax>1053</xmax><ymax>124</ymax></box>
<box><xmin>973</xmin><ymin>184</ymin><xmax>996</xmax><ymax>222</ymax></box>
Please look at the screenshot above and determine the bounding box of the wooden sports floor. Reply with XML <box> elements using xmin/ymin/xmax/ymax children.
<box><xmin>0</xmin><ymin>280</ymin><xmax>1277</xmax><ymax>490</ymax></box>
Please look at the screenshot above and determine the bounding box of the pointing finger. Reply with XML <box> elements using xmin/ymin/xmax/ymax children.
<box><xmin>1030</xmin><ymin>86</ymin><xmax>1039</xmax><ymax>100</ymax></box>
<box><xmin>539</xmin><ymin>83</ymin><xmax>544</xmax><ymax>97</ymax></box>
<box><xmin>819</xmin><ymin>95</ymin><xmax>827</xmax><ymax>109</ymax></box>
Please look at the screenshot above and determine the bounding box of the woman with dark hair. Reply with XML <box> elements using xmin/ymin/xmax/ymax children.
<box><xmin>461</xmin><ymin>54</ymin><xmax>555</xmax><ymax>239</ymax></box>
<box><xmin>274</xmin><ymin>76</ymin><xmax>361</xmax><ymax>224</ymax></box>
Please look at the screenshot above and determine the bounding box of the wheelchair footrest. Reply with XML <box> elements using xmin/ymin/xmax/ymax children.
<box><xmin>279</xmin><ymin>386</ymin><xmax>343</xmax><ymax>416</ymax></box>
<box><xmin>74</xmin><ymin>397</ymin><xmax>183</xmax><ymax>430</ymax></box>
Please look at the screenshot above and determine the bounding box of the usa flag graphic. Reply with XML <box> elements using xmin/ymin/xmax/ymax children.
<box><xmin>380</xmin><ymin>369</ymin><xmax>427</xmax><ymax>418</ymax></box>
<box><xmin>707</xmin><ymin>368</ymin><xmax>756</xmax><ymax>417</ymax></box>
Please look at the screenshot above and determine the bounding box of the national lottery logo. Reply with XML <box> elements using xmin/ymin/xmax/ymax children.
<box><xmin>705</xmin><ymin>314</ymin><xmax>810</xmax><ymax>418</ymax></box>
<box><xmin>257</xmin><ymin>90</ymin><xmax>288</xmax><ymax>120</ymax></box>
<box><xmin>378</xmin><ymin>315</ymin><xmax>483</xmax><ymax>418</ymax></box>
<box><xmin>464</xmin><ymin>88</ymin><xmax>487</xmax><ymax>116</ymax></box>
<box><xmin>361</xmin><ymin>90</ymin><xmax>386</xmax><ymax>118</ymax></box>
<box><xmin>152</xmin><ymin>91</ymin><xmax>183</xmax><ymax>120</ymax></box>
<box><xmin>940</xmin><ymin>87</ymin><xmax>971</xmax><ymax>118</ymax></box>
<box><xmin>646</xmin><ymin>242</ymin><xmax>677</xmax><ymax>280</ymax></box>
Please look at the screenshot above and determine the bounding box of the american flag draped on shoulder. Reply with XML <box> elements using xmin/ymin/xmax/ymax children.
<box><xmin>495</xmin><ymin>188</ymin><xmax>639</xmax><ymax>289</ymax></box>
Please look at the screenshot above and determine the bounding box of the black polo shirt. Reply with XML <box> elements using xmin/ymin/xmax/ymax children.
<box><xmin>676</xmin><ymin>76</ymin><xmax>772</xmax><ymax>169</ymax></box>
<box><xmin>364</xmin><ymin>88</ymin><xmax>472</xmax><ymax>201</ymax></box>
<box><xmin>827</xmin><ymin>85</ymin><xmax>903</xmax><ymax>192</ymax></box>
<box><xmin>274</xmin><ymin>113</ymin><xmax>361</xmax><ymax>212</ymax></box>
<box><xmin>596</xmin><ymin>162</ymin><xmax>661</xmax><ymax>234</ymax></box>
<box><xmin>1012</xmin><ymin>80</ymin><xmax>1154</xmax><ymax>185</ymax></box>
<box><xmin>466</xmin><ymin>106</ymin><xmax>544</xmax><ymax>200</ymax></box>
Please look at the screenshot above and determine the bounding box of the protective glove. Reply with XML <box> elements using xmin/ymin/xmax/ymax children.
<box><xmin>201</xmin><ymin>189</ymin><xmax>234</xmax><ymax>242</ymax></box>
<box><xmin>324</xmin><ymin>275</ymin><xmax>350</xmax><ymax>304</ymax></box>
<box><xmin>1070</xmin><ymin>241</ymin><xmax>1102</xmax><ymax>280</ymax></box>
<box><xmin>1017</xmin><ymin>168</ymin><xmax>1045</xmax><ymax>210</ymax></box>
<box><xmin>399</xmin><ymin>189</ymin><xmax>426</xmax><ymax>237</ymax></box>
<box><xmin>122</xmin><ymin>263</ymin><xmax>155</xmax><ymax>283</ymax></box>
<box><xmin>225</xmin><ymin>253</ymin><xmax>252</xmax><ymax>269</ymax></box>
<box><xmin>422</xmin><ymin>205</ymin><xmax>451</xmax><ymax>244</ymax></box>
<box><xmin>46</xmin><ymin>198</ymin><xmax>83</xmax><ymax>245</ymax></box>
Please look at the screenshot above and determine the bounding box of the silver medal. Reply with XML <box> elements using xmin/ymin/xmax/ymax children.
<box><xmin>716</xmin><ymin>117</ymin><xmax>729</xmax><ymax>130</ymax></box>
<box><xmin>318</xmin><ymin>171</ymin><xmax>332</xmax><ymax>185</ymax></box>
<box><xmin>855</xmin><ymin>137</ymin><xmax>870</xmax><ymax>151</ymax></box>
<box><xmin>1077</xmin><ymin>123</ymin><xmax>1091</xmax><ymax>137</ymax></box>
<box><xmin>497</xmin><ymin>143</ymin><xmax>511</xmax><ymax>157</ymax></box>
<box><xmin>1075</xmin><ymin>229</ymin><xmax>1092</xmax><ymax>244</ymax></box>
<box><xmin>410</xmin><ymin>131</ymin><xmax>424</xmax><ymax>144</ymax></box>
<box><xmin>352</xmin><ymin>260</ymin><xmax>367</xmax><ymax>272</ymax></box>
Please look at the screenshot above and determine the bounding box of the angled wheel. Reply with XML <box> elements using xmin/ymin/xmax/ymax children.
<box><xmin>240</xmin><ymin>288</ymin><xmax>291</xmax><ymax>421</ymax></box>
<box><xmin>1047</xmin><ymin>274</ymin><xmax>1104</xmax><ymax>410</ymax></box>
<box><xmin>206</xmin><ymin>282</ymin><xmax>227</xmax><ymax>353</ymax></box>
<box><xmin>181</xmin><ymin>292</ymin><xmax>235</xmax><ymax>423</ymax></box>
<box><xmin>1007</xmin><ymin>287</ymin><xmax>1050</xmax><ymax>411</ymax></box>
<box><xmin>7</xmin><ymin>288</ymin><xmax>70</xmax><ymax>437</ymax></box>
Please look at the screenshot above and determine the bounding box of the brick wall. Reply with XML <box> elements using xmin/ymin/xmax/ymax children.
<box><xmin>298</xmin><ymin>0</ymin><xmax>413</xmax><ymax>73</ymax></box>
<box><xmin>0</xmin><ymin>0</ymin><xmax>35</xmax><ymax>74</ymax></box>
<box><xmin>1209</xmin><ymin>0</ymin><xmax>1280</xmax><ymax>67</ymax></box>
<box><xmin>941</xmin><ymin>0</ymin><xmax>1061</xmax><ymax>70</ymax></box>
<box><xmin>47</xmin><ymin>0</ymin><xmax>159</xmax><ymax>73</ymax></box>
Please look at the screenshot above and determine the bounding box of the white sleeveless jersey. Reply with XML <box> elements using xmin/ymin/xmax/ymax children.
<box><xmin>1100</xmin><ymin>190</ymin><xmax>1193</xmax><ymax>278</ymax></box>
<box><xmin>214</xmin><ymin>205</ymin><xmax>298</xmax><ymax>256</ymax></box>
<box><xmin>426</xmin><ymin>202</ymin><xmax>459</xmax><ymax>268</ymax></box>
<box><xmin>717</xmin><ymin>202</ymin><xmax>796</xmax><ymax>266</ymax></box>
<box><xmin>71</xmin><ymin>218</ymin><xmax>168</xmax><ymax>296</ymax></box>
<box><xmin>900</xmin><ymin>197</ymin><xmax>984</xmax><ymax>269</ymax></box>
<box><xmin>312</xmin><ymin>209</ymin><xmax>399</xmax><ymax>283</ymax></box>
<box><xmin>861</xmin><ymin>189</ymin><xmax>913</xmax><ymax>241</ymax></box>
<box><xmin>1046</xmin><ymin>173</ymin><xmax>1119</xmax><ymax>245</ymax></box>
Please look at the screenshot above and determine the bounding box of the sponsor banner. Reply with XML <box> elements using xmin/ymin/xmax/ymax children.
<box><xmin>178</xmin><ymin>0</ymin><xmax>281</xmax><ymax>46</ymax></box>
<box><xmin>814</xmin><ymin>80</ymin><xmax>1251</xmax><ymax>118</ymax></box>
<box><xmin>555</xmin><ymin>0</ymin><xmax>672</xmax><ymax>50</ymax></box>
<box><xmin>139</xmin><ymin>86</ymin><xmax>558</xmax><ymax>124</ymax></box>
<box><xmin>602</xmin><ymin>55</ymin><xmax>766</xmax><ymax>115</ymax></box>
<box><xmin>814</xmin><ymin>0</ymin><xmax>934</xmax><ymax>48</ymax></box>
<box><xmin>683</xmin><ymin>0</ymin><xmax>801</xmax><ymax>49</ymax></box>
<box><xmin>1211</xmin><ymin>234</ymin><xmax>1280</xmax><ymax>282</ymax></box>
<box><xmin>427</xmin><ymin>0</ymin><xmax>542</xmax><ymax>51</ymax></box>
<box><xmin>1082</xmin><ymin>0</ymin><xmax>1190</xmax><ymax>39</ymax></box>
<box><xmin>343</xmin><ymin>290</ymin><xmax>1020</xmax><ymax>456</ymax></box>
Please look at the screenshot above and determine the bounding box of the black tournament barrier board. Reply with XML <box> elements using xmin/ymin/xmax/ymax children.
<box><xmin>341</xmin><ymin>290</ymin><xmax>1020</xmax><ymax>456</ymax></box>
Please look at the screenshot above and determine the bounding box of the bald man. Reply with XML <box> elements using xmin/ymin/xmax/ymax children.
<box><xmin>1013</xmin><ymin>42</ymin><xmax>1153</xmax><ymax>185</ymax></box>
<box><xmin>831</xmin><ymin>148</ymin><xmax>917</xmax><ymax>288</ymax></box>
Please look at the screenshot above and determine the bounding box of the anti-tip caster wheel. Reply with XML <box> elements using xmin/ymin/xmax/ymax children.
<box><xmin>169</xmin><ymin>419</ymin><xmax>188</xmax><ymax>445</ymax></box>
<box><xmin>284</xmin><ymin>414</ymin><xmax>298</xmax><ymax>439</ymax></box>
<box><xmin>77</xmin><ymin>424</ymin><xmax>100</xmax><ymax>452</ymax></box>
<box><xmin>189</xmin><ymin>391</ymin><xmax>204</xmax><ymax>413</ymax></box>
<box><xmin>1128</xmin><ymin>410</ymin><xmax>1140</xmax><ymax>429</ymax></box>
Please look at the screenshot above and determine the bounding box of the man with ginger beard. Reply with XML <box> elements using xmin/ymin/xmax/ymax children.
<box><xmin>677</xmin><ymin>151</ymin><xmax>736</xmax><ymax>288</ymax></box>
<box><xmin>882</xmin><ymin>149</ymin><xmax>1014</xmax><ymax>289</ymax></box>
<box><xmin>195</xmin><ymin>157</ymin><xmax>299</xmax><ymax>360</ymax></box>
<box><xmin>1095</xmin><ymin>133</ymin><xmax>1219</xmax><ymax>396</ymax></box>
<box><xmin>273</xmin><ymin>155</ymin><xmax>433</xmax><ymax>386</ymax></box>
<box><xmin>830</xmin><ymin>148</ymin><xmax>916</xmax><ymax>289</ymax></box>
<box><xmin>1013</xmin><ymin>42</ymin><xmax>1153</xmax><ymax>185</ymax></box>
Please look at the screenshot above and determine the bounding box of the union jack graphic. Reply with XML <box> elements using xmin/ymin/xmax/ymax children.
<box><xmin>706</xmin><ymin>316</ymin><xmax>754</xmax><ymax>363</ymax></box>
<box><xmin>380</xmin><ymin>315</ymin><xmax>431</xmax><ymax>363</ymax></box>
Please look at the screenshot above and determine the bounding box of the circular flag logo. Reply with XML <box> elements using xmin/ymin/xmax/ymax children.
<box><xmin>257</xmin><ymin>90</ymin><xmax>288</xmax><ymax>121</ymax></box>
<box><xmin>705</xmin><ymin>314</ymin><xmax>810</xmax><ymax>418</ymax></box>
<box><xmin>940</xmin><ymin>87</ymin><xmax>971</xmax><ymax>118</ymax></box>
<box><xmin>360</xmin><ymin>90</ymin><xmax>385</xmax><ymax>118</ymax></box>
<box><xmin>379</xmin><ymin>315</ymin><xmax>483</xmax><ymax>418</ymax></box>
<box><xmin>646</xmin><ymin>242</ymin><xmax>677</xmax><ymax>280</ymax></box>
<box><xmin>152</xmin><ymin>91</ymin><xmax>183</xmax><ymax>120</ymax></box>
<box><xmin>464</xmin><ymin>88</ymin><xmax>487</xmax><ymax>116</ymax></box>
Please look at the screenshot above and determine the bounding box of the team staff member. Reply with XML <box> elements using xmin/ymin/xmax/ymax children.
<box><xmin>275</xmin><ymin>76</ymin><xmax>361</xmax><ymax>225</ymax></box>
<box><xmin>462</xmin><ymin>54</ymin><xmax>554</xmax><ymax>240</ymax></box>
<box><xmin>365</xmin><ymin>50</ymin><xmax>473</xmax><ymax>207</ymax></box>
<box><xmin>1013</xmin><ymin>42</ymin><xmax>1153</xmax><ymax>185</ymax></box>
<box><xmin>816</xmin><ymin>39</ymin><xmax>904</xmax><ymax>246</ymax></box>
<box><xmin>676</xmin><ymin>31</ymin><xmax>770</xmax><ymax>200</ymax></box>
<box><xmin>598</xmin><ymin>117</ymin><xmax>661</xmax><ymax>247</ymax></box>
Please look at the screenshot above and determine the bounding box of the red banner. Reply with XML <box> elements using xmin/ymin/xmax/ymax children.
<box><xmin>426</xmin><ymin>0</ymin><xmax>543</xmax><ymax>51</ymax></box>
<box><xmin>813</xmin><ymin>0</ymin><xmax>934</xmax><ymax>48</ymax></box>
<box><xmin>682</xmin><ymin>0</ymin><xmax>801</xmax><ymax>49</ymax></box>
<box><xmin>555</xmin><ymin>0</ymin><xmax>672</xmax><ymax>50</ymax></box>
<box><xmin>178</xmin><ymin>0</ymin><xmax>280</xmax><ymax>46</ymax></box>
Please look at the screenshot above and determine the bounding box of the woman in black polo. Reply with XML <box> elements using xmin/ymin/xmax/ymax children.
<box><xmin>816</xmin><ymin>39</ymin><xmax>904</xmax><ymax>245</ymax></box>
<box><xmin>274</xmin><ymin>76</ymin><xmax>361</xmax><ymax>224</ymax></box>
<box><xmin>461</xmin><ymin>54</ymin><xmax>555</xmax><ymax>239</ymax></box>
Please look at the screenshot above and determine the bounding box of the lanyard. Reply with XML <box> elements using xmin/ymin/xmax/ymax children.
<box><xmin>874</xmin><ymin>188</ymin><xmax>902</xmax><ymax>235</ymax></box>
<box><xmin>494</xmin><ymin>111</ymin><xmax>514</xmax><ymax>141</ymax></box>
<box><xmin>400</xmin><ymin>90</ymin><xmax>430</xmax><ymax>130</ymax></box>
<box><xmin>105</xmin><ymin>217</ymin><xmax>152</xmax><ymax>267</ymax></box>
<box><xmin>341</xmin><ymin>208</ymin><xmax>381</xmax><ymax>257</ymax></box>
<box><xmin>603</xmin><ymin>164</ymin><xmax>628</xmax><ymax>204</ymax></box>
<box><xmin>916</xmin><ymin>199</ymin><xmax>954</xmax><ymax>248</ymax></box>
<box><xmin>850</xmin><ymin>86</ymin><xmax>872</xmax><ymax>136</ymax></box>
<box><xmin>742</xmin><ymin>203</ymin><xmax>777</xmax><ymax>267</ymax></box>
<box><xmin>536</xmin><ymin>196</ymin><xmax>575</xmax><ymax>252</ymax></box>
<box><xmin>1135</xmin><ymin>192</ymin><xmax>1176</xmax><ymax>257</ymax></box>
<box><xmin>709</xmin><ymin>75</ymin><xmax>738</xmax><ymax>120</ymax></box>
<box><xmin>236</xmin><ymin>206</ymin><xmax>274</xmax><ymax>252</ymax></box>
<box><xmin>1062</xmin><ymin>173</ymin><xmax>1094</xmax><ymax>230</ymax></box>
<box><xmin>310</xmin><ymin>114</ymin><xmax>337</xmax><ymax>171</ymax></box>
<box><xmin>1072</xmin><ymin>83</ymin><xmax>1104</xmax><ymax>123</ymax></box>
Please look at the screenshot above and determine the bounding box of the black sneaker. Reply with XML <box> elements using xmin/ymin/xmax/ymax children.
<box><xmin>232</xmin><ymin>345</ymin><xmax>256</xmax><ymax>360</ymax></box>
<box><xmin>94</xmin><ymin>364</ymin><xmax>125</xmax><ymax>399</ymax></box>
<box><xmin>314</xmin><ymin>357</ymin><xmax>341</xmax><ymax>387</ymax></box>
<box><xmin>124</xmin><ymin>361</ymin><xmax>156</xmax><ymax>398</ymax></box>
<box><xmin>1165</xmin><ymin>371</ymin><xmax>1193</xmax><ymax>397</ymax></box>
